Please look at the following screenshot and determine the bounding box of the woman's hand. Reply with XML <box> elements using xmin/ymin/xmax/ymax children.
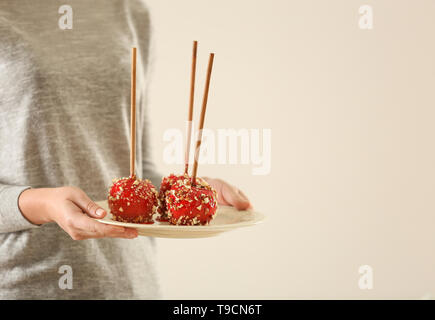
<box><xmin>202</xmin><ymin>177</ymin><xmax>252</xmax><ymax>210</ymax></box>
<box><xmin>18</xmin><ymin>186</ymin><xmax>138</xmax><ymax>240</ymax></box>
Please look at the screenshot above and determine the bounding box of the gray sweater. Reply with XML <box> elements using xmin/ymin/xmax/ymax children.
<box><xmin>0</xmin><ymin>0</ymin><xmax>162</xmax><ymax>299</ymax></box>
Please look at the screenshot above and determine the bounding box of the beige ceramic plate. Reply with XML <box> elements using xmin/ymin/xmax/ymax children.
<box><xmin>96</xmin><ymin>200</ymin><xmax>265</xmax><ymax>238</ymax></box>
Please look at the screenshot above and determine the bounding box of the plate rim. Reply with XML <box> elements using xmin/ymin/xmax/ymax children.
<box><xmin>95</xmin><ymin>200</ymin><xmax>265</xmax><ymax>231</ymax></box>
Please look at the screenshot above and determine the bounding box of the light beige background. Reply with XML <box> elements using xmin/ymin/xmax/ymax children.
<box><xmin>145</xmin><ymin>0</ymin><xmax>435</xmax><ymax>299</ymax></box>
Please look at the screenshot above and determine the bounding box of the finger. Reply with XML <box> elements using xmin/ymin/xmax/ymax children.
<box><xmin>73</xmin><ymin>213</ymin><xmax>138</xmax><ymax>239</ymax></box>
<box><xmin>68</xmin><ymin>187</ymin><xmax>106</xmax><ymax>218</ymax></box>
<box><xmin>238</xmin><ymin>190</ymin><xmax>253</xmax><ymax>209</ymax></box>
<box><xmin>93</xmin><ymin>224</ymin><xmax>139</xmax><ymax>239</ymax></box>
<box><xmin>222</xmin><ymin>185</ymin><xmax>251</xmax><ymax>210</ymax></box>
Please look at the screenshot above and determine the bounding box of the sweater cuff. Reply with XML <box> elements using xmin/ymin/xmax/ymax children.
<box><xmin>0</xmin><ymin>185</ymin><xmax>39</xmax><ymax>233</ymax></box>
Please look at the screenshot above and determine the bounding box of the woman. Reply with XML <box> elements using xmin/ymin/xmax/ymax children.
<box><xmin>0</xmin><ymin>0</ymin><xmax>250</xmax><ymax>299</ymax></box>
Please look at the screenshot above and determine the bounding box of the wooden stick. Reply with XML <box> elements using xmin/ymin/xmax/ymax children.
<box><xmin>191</xmin><ymin>53</ymin><xmax>215</xmax><ymax>185</ymax></box>
<box><xmin>184</xmin><ymin>40</ymin><xmax>198</xmax><ymax>175</ymax></box>
<box><xmin>130</xmin><ymin>47</ymin><xmax>137</xmax><ymax>178</ymax></box>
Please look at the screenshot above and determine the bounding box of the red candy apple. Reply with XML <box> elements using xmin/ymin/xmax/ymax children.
<box><xmin>166</xmin><ymin>177</ymin><xmax>218</xmax><ymax>225</ymax></box>
<box><xmin>108</xmin><ymin>176</ymin><xmax>158</xmax><ymax>224</ymax></box>
<box><xmin>157</xmin><ymin>174</ymin><xmax>187</xmax><ymax>221</ymax></box>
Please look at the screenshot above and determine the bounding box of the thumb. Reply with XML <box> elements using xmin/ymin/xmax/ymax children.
<box><xmin>69</xmin><ymin>187</ymin><xmax>107</xmax><ymax>218</ymax></box>
<box><xmin>222</xmin><ymin>186</ymin><xmax>251</xmax><ymax>211</ymax></box>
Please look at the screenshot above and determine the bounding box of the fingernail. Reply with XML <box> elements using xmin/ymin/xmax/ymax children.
<box><xmin>95</xmin><ymin>208</ymin><xmax>105</xmax><ymax>217</ymax></box>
